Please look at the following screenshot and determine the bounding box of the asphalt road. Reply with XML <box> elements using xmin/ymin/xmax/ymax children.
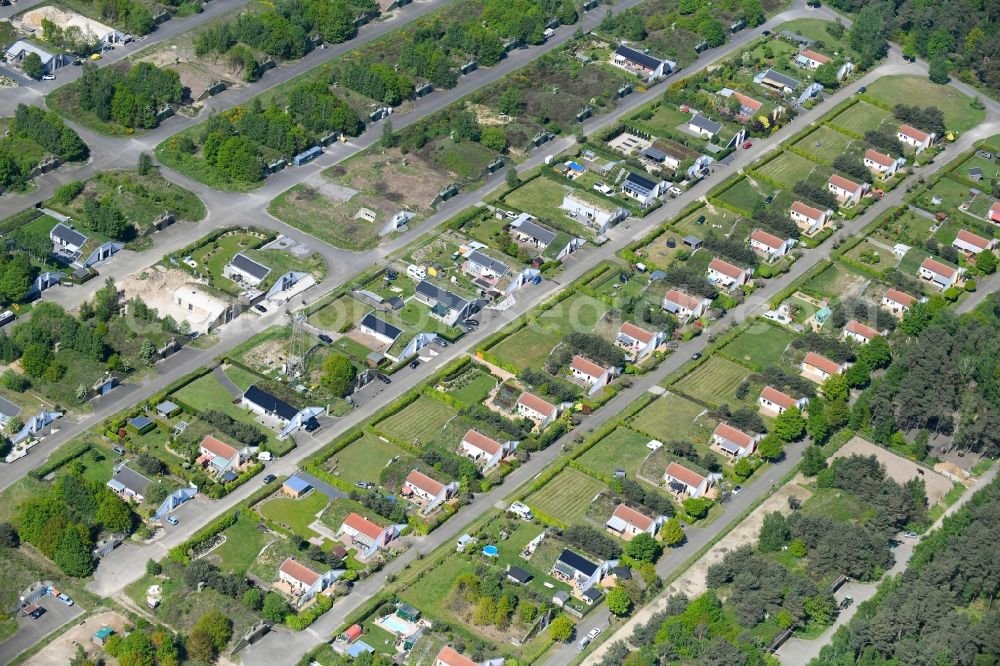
<box><xmin>0</xmin><ymin>596</ymin><xmax>83</xmax><ymax>664</ymax></box>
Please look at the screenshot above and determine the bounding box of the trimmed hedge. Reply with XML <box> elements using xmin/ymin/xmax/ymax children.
<box><xmin>30</xmin><ymin>440</ymin><xmax>93</xmax><ymax>480</ymax></box>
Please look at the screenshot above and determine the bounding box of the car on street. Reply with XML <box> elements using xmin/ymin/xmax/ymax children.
<box><xmin>742</xmin><ymin>140</ymin><xmax>753</xmax><ymax>149</ymax></box>
<box><xmin>732</xmin><ymin>485</ymin><xmax>742</xmax><ymax>495</ymax></box>
<box><xmin>318</xmin><ymin>334</ymin><xmax>333</xmax><ymax>344</ymax></box>
<box><xmin>691</xmin><ymin>352</ymin><xmax>702</xmax><ymax>360</ymax></box>
<box><xmin>432</xmin><ymin>338</ymin><xmax>449</xmax><ymax>347</ymax></box>
<box><xmin>254</xmin><ymin>304</ymin><xmax>268</xmax><ymax>313</ymax></box>
<box><xmin>165</xmin><ymin>515</ymin><xmax>178</xmax><ymax>525</ymax></box>
<box><xmin>410</xmin><ymin>359</ymin><xmax>420</xmax><ymax>369</ymax></box>
<box><xmin>377</xmin><ymin>375</ymin><xmax>391</xmax><ymax>384</ymax></box>
<box><xmin>858</xmin><ymin>86</ymin><xmax>867</xmax><ymax>93</ymax></box>
<box><xmin>42</xmin><ymin>74</ymin><xmax>55</xmax><ymax>80</ymax></box>
<box><xmin>27</xmin><ymin>605</ymin><xmax>45</xmax><ymax>619</ymax></box>
<box><xmin>57</xmin><ymin>593</ymin><xmax>73</xmax><ymax>606</ymax></box>
<box><xmin>904</xmin><ymin>531</ymin><xmax>917</xmax><ymax>539</ymax></box>
<box><xmin>586</xmin><ymin>628</ymin><xmax>601</xmax><ymax>640</ymax></box>
<box><xmin>263</xmin><ymin>474</ymin><xmax>277</xmax><ymax>484</ymax></box>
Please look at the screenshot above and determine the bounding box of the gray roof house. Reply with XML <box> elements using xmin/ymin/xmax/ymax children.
<box><xmin>5</xmin><ymin>40</ymin><xmax>72</xmax><ymax>75</ymax></box>
<box><xmin>688</xmin><ymin>114</ymin><xmax>722</xmax><ymax>137</ymax></box>
<box><xmin>758</xmin><ymin>68</ymin><xmax>801</xmax><ymax>93</ymax></box>
<box><xmin>50</xmin><ymin>223</ymin><xmax>88</xmax><ymax>255</ymax></box>
<box><xmin>107</xmin><ymin>464</ymin><xmax>153</xmax><ymax>502</ymax></box>
<box><xmin>464</xmin><ymin>250</ymin><xmax>509</xmax><ymax>279</ymax></box>
<box><xmin>359</xmin><ymin>311</ymin><xmax>403</xmax><ymax>346</ymax></box>
<box><xmin>224</xmin><ymin>252</ymin><xmax>271</xmax><ymax>286</ymax></box>
<box><xmin>414</xmin><ymin>280</ymin><xmax>472</xmax><ymax>326</ymax></box>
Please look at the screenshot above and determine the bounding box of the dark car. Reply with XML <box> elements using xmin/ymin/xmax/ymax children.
<box><xmin>386</xmin><ymin>270</ymin><xmax>398</xmax><ymax>281</ymax></box>
<box><xmin>858</xmin><ymin>86</ymin><xmax>867</xmax><ymax>93</ymax></box>
<box><xmin>764</xmin><ymin>195</ymin><xmax>774</xmax><ymax>205</ymax></box>
<box><xmin>28</xmin><ymin>606</ymin><xmax>46</xmax><ymax>619</ymax></box>
<box><xmin>465</xmin><ymin>318</ymin><xmax>480</xmax><ymax>327</ymax></box>
<box><xmin>263</xmin><ymin>474</ymin><xmax>277</xmax><ymax>484</ymax></box>
<box><xmin>432</xmin><ymin>338</ymin><xmax>450</xmax><ymax>347</ymax></box>
<box><xmin>691</xmin><ymin>352</ymin><xmax>702</xmax><ymax>360</ymax></box>
<box><xmin>762</xmin><ymin>29</ymin><xmax>771</xmax><ymax>36</ymax></box>
<box><xmin>696</xmin><ymin>215</ymin><xmax>706</xmax><ymax>224</ymax></box>
<box><xmin>254</xmin><ymin>304</ymin><xmax>268</xmax><ymax>313</ymax></box>
<box><xmin>410</xmin><ymin>359</ymin><xmax>420</xmax><ymax>369</ymax></box>
<box><xmin>378</xmin><ymin>375</ymin><xmax>391</xmax><ymax>384</ymax></box>
<box><xmin>318</xmin><ymin>334</ymin><xmax>333</xmax><ymax>344</ymax></box>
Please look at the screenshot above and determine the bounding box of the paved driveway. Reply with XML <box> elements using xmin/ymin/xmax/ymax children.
<box><xmin>0</xmin><ymin>598</ymin><xmax>84</xmax><ymax>664</ymax></box>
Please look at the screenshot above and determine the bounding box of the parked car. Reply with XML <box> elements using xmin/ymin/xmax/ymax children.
<box><xmin>318</xmin><ymin>334</ymin><xmax>333</xmax><ymax>344</ymax></box>
<box><xmin>377</xmin><ymin>375</ymin><xmax>391</xmax><ymax>384</ymax></box>
<box><xmin>464</xmin><ymin>318</ymin><xmax>480</xmax><ymax>327</ymax></box>
<box><xmin>90</xmin><ymin>53</ymin><xmax>102</xmax><ymax>60</ymax></box>
<box><xmin>904</xmin><ymin>531</ymin><xmax>917</xmax><ymax>539</ymax></box>
<box><xmin>691</xmin><ymin>352</ymin><xmax>702</xmax><ymax>360</ymax></box>
<box><xmin>27</xmin><ymin>605</ymin><xmax>45</xmax><ymax>619</ymax></box>
<box><xmin>254</xmin><ymin>304</ymin><xmax>268</xmax><ymax>313</ymax></box>
<box><xmin>355</xmin><ymin>481</ymin><xmax>375</xmax><ymax>490</ymax></box>
<box><xmin>410</xmin><ymin>359</ymin><xmax>420</xmax><ymax>369</ymax></box>
<box><xmin>263</xmin><ymin>474</ymin><xmax>277</xmax><ymax>484</ymax></box>
<box><xmin>742</xmin><ymin>140</ymin><xmax>753</xmax><ymax>149</ymax></box>
<box><xmin>586</xmin><ymin>628</ymin><xmax>601</xmax><ymax>640</ymax></box>
<box><xmin>56</xmin><ymin>593</ymin><xmax>73</xmax><ymax>606</ymax></box>
<box><xmin>432</xmin><ymin>338</ymin><xmax>449</xmax><ymax>347</ymax></box>
<box><xmin>165</xmin><ymin>515</ymin><xmax>178</xmax><ymax>525</ymax></box>
<box><xmin>764</xmin><ymin>195</ymin><xmax>774</xmax><ymax>205</ymax></box>
<box><xmin>858</xmin><ymin>86</ymin><xmax>867</xmax><ymax>94</ymax></box>
<box><xmin>839</xmin><ymin>596</ymin><xmax>853</xmax><ymax>609</ymax></box>
<box><xmin>41</xmin><ymin>74</ymin><xmax>55</xmax><ymax>80</ymax></box>
<box><xmin>732</xmin><ymin>485</ymin><xmax>742</xmax><ymax>495</ymax></box>
<box><xmin>113</xmin><ymin>445</ymin><xmax>126</xmax><ymax>456</ymax></box>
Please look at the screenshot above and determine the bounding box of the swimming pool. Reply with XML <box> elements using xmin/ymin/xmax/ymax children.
<box><xmin>381</xmin><ymin>615</ymin><xmax>411</xmax><ymax>635</ymax></box>
<box><xmin>483</xmin><ymin>545</ymin><xmax>499</xmax><ymax>557</ymax></box>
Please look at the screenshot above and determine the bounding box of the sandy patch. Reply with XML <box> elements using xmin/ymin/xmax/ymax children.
<box><xmin>833</xmin><ymin>436</ymin><xmax>953</xmax><ymax>505</ymax></box>
<box><xmin>25</xmin><ymin>611</ymin><xmax>129</xmax><ymax>666</ymax></box>
<box><xmin>118</xmin><ymin>266</ymin><xmax>228</xmax><ymax>334</ymax></box>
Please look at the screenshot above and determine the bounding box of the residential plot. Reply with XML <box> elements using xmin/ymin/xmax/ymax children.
<box><xmin>793</xmin><ymin>125</ymin><xmax>857</xmax><ymax>163</ymax></box>
<box><xmin>864</xmin><ymin>76</ymin><xmax>985</xmax><ymax>133</ymax></box>
<box><xmin>674</xmin><ymin>357</ymin><xmax>751</xmax><ymax>406</ymax></box>
<box><xmin>525</xmin><ymin>467</ymin><xmax>607</xmax><ymax>526</ymax></box>
<box><xmin>258</xmin><ymin>491</ymin><xmax>329</xmax><ymax>540</ymax></box>
<box><xmin>375</xmin><ymin>395</ymin><xmax>459</xmax><ymax>447</ymax></box>
<box><xmin>576</xmin><ymin>427</ymin><xmax>653</xmax><ymax>478</ymax></box>
<box><xmin>444</xmin><ymin>368</ymin><xmax>499</xmax><ymax>406</ymax></box>
<box><xmin>829</xmin><ymin>100</ymin><xmax>893</xmax><ymax>135</ymax></box>
<box><xmin>755</xmin><ymin>151</ymin><xmax>819</xmax><ymax>187</ymax></box>
<box><xmin>802</xmin><ymin>262</ymin><xmax>869</xmax><ymax>300</ymax></box>
<box><xmin>307</xmin><ymin>295</ymin><xmax>371</xmax><ymax>333</ymax></box>
<box><xmin>630</xmin><ymin>392</ymin><xmax>706</xmax><ymax>442</ymax></box>
<box><xmin>716</xmin><ymin>176</ymin><xmax>778</xmax><ymax>214</ymax></box>
<box><xmin>325</xmin><ymin>433</ymin><xmax>409</xmax><ymax>488</ymax></box>
<box><xmin>210</xmin><ymin>513</ymin><xmax>269</xmax><ymax>573</ymax></box>
<box><xmin>844</xmin><ymin>239</ymin><xmax>899</xmax><ymax>272</ymax></box>
<box><xmin>720</xmin><ymin>324</ymin><xmax>797</xmax><ymax>370</ymax></box>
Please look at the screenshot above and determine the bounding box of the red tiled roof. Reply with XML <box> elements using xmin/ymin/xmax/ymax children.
<box><xmin>279</xmin><ymin>557</ymin><xmax>320</xmax><ymax>586</ymax></box>
<box><xmin>664</xmin><ymin>461</ymin><xmax>706</xmax><ymax>489</ymax></box>
<box><xmin>791</xmin><ymin>201</ymin><xmax>824</xmax><ymax>220</ymax></box>
<box><xmin>829</xmin><ymin>174</ymin><xmax>862</xmax><ymax>192</ymax></box>
<box><xmin>619</xmin><ymin>321</ymin><xmax>654</xmax><ymax>344</ymax></box>
<box><xmin>665</xmin><ymin>289</ymin><xmax>703</xmax><ymax>310</ymax></box>
<box><xmin>342</xmin><ymin>512</ymin><xmax>383</xmax><ymax>540</ymax></box>
<box><xmin>732</xmin><ymin>91</ymin><xmax>762</xmax><ymax>112</ymax></box>
<box><xmin>803</xmin><ymin>352</ymin><xmax>841</xmax><ymax>376</ymax></box>
<box><xmin>990</xmin><ymin>202</ymin><xmax>1000</xmax><ymax>221</ymax></box>
<box><xmin>751</xmin><ymin>229</ymin><xmax>784</xmax><ymax>250</ymax></box>
<box><xmin>404</xmin><ymin>469</ymin><xmax>444</xmax><ymax>497</ymax></box>
<box><xmin>714</xmin><ymin>423</ymin><xmax>755</xmax><ymax>448</ymax></box>
<box><xmin>865</xmin><ymin>149</ymin><xmax>895</xmax><ymax>167</ymax></box>
<box><xmin>801</xmin><ymin>49</ymin><xmax>831</xmax><ymax>64</ymax></box>
<box><xmin>612</xmin><ymin>504</ymin><xmax>655</xmax><ymax>531</ymax></box>
<box><xmin>571</xmin><ymin>355</ymin><xmax>607</xmax><ymax>380</ymax></box>
<box><xmin>518</xmin><ymin>391</ymin><xmax>556</xmax><ymax>416</ymax></box>
<box><xmin>761</xmin><ymin>386</ymin><xmax>797</xmax><ymax>410</ymax></box>
<box><xmin>846</xmin><ymin>319</ymin><xmax>878</xmax><ymax>340</ymax></box>
<box><xmin>898</xmin><ymin>123</ymin><xmax>929</xmax><ymax>142</ymax></box>
<box><xmin>344</xmin><ymin>624</ymin><xmax>363</xmax><ymax>642</ymax></box>
<box><xmin>436</xmin><ymin>646</ymin><xmax>479</xmax><ymax>666</ymax></box>
<box><xmin>921</xmin><ymin>257</ymin><xmax>957</xmax><ymax>278</ymax></box>
<box><xmin>462</xmin><ymin>429</ymin><xmax>502</xmax><ymax>456</ymax></box>
<box><xmin>200</xmin><ymin>435</ymin><xmax>237</xmax><ymax>461</ymax></box>
<box><xmin>956</xmin><ymin>228</ymin><xmax>991</xmax><ymax>250</ymax></box>
<box><xmin>708</xmin><ymin>257</ymin><xmax>746</xmax><ymax>279</ymax></box>
<box><xmin>884</xmin><ymin>288</ymin><xmax>916</xmax><ymax>307</ymax></box>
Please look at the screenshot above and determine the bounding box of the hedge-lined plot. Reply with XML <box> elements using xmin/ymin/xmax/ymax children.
<box><xmin>525</xmin><ymin>467</ymin><xmax>606</xmax><ymax>527</ymax></box>
<box><xmin>375</xmin><ymin>395</ymin><xmax>458</xmax><ymax>446</ymax></box>
<box><xmin>674</xmin><ymin>357</ymin><xmax>751</xmax><ymax>406</ymax></box>
<box><xmin>630</xmin><ymin>392</ymin><xmax>705</xmax><ymax>442</ymax></box>
<box><xmin>576</xmin><ymin>427</ymin><xmax>651</xmax><ymax>478</ymax></box>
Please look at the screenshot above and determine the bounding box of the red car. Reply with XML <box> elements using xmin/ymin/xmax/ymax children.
<box><xmin>742</xmin><ymin>140</ymin><xmax>753</xmax><ymax>149</ymax></box>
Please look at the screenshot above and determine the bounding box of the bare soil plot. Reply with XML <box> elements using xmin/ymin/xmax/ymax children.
<box><xmin>24</xmin><ymin>611</ymin><xmax>129</xmax><ymax>666</ymax></box>
<box><xmin>136</xmin><ymin>38</ymin><xmax>246</xmax><ymax>102</ymax></box>
<box><xmin>833</xmin><ymin>436</ymin><xmax>952</xmax><ymax>505</ymax></box>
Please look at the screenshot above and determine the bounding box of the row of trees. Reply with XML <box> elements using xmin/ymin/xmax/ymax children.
<box><xmin>0</xmin><ymin>105</ymin><xmax>88</xmax><ymax>191</ymax></box>
<box><xmin>76</xmin><ymin>64</ymin><xmax>184</xmax><ymax>130</ymax></box>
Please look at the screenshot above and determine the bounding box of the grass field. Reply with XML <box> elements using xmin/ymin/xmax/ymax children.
<box><xmin>329</xmin><ymin>433</ymin><xmax>408</xmax><ymax>488</ymax></box>
<box><xmin>399</xmin><ymin>557</ymin><xmax>477</xmax><ymax>616</ymax></box>
<box><xmin>801</xmin><ymin>487</ymin><xmax>872</xmax><ymax>523</ymax></box>
<box><xmin>630</xmin><ymin>392</ymin><xmax>706</xmax><ymax>442</ymax></box>
<box><xmin>898</xmin><ymin>246</ymin><xmax>936</xmax><ymax>276</ymax></box>
<box><xmin>258</xmin><ymin>491</ymin><xmax>329</xmax><ymax>540</ymax></box>
<box><xmin>864</xmin><ymin>76</ymin><xmax>985</xmax><ymax>133</ymax></box>
<box><xmin>308</xmin><ymin>296</ymin><xmax>372</xmax><ymax>332</ymax></box>
<box><xmin>754</xmin><ymin>151</ymin><xmax>819</xmax><ymax>187</ymax></box>
<box><xmin>775</xmin><ymin>18</ymin><xmax>850</xmax><ymax>53</ymax></box>
<box><xmin>189</xmin><ymin>231</ymin><xmax>264</xmax><ymax>295</ymax></box>
<box><xmin>721</xmin><ymin>324</ymin><xmax>797</xmax><ymax>370</ymax></box>
<box><xmin>525</xmin><ymin>467</ymin><xmax>607</xmax><ymax>526</ymax></box>
<box><xmin>212</xmin><ymin>513</ymin><xmax>268</xmax><ymax>572</ymax></box>
<box><xmin>793</xmin><ymin>126</ymin><xmax>857</xmax><ymax>164</ymax></box>
<box><xmin>489</xmin><ymin>293</ymin><xmax>608</xmax><ymax>370</ymax></box>
<box><xmin>802</xmin><ymin>262</ymin><xmax>868</xmax><ymax>299</ymax></box>
<box><xmin>674</xmin><ymin>356</ymin><xmax>751</xmax><ymax>406</ymax></box>
<box><xmin>829</xmin><ymin>100</ymin><xmax>893</xmax><ymax>136</ymax></box>
<box><xmin>716</xmin><ymin>176</ymin><xmax>776</xmax><ymax>214</ymax></box>
<box><xmin>576</xmin><ymin>427</ymin><xmax>652</xmax><ymax>478</ymax></box>
<box><xmin>376</xmin><ymin>395</ymin><xmax>458</xmax><ymax>446</ymax></box>
<box><xmin>844</xmin><ymin>239</ymin><xmax>898</xmax><ymax>271</ymax></box>
<box><xmin>446</xmin><ymin>370</ymin><xmax>498</xmax><ymax>406</ymax></box>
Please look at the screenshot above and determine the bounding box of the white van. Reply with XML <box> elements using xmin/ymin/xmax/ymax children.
<box><xmin>509</xmin><ymin>501</ymin><xmax>533</xmax><ymax>520</ymax></box>
<box><xmin>406</xmin><ymin>264</ymin><xmax>427</xmax><ymax>280</ymax></box>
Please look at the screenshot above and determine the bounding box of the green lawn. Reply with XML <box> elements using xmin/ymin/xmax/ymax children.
<box><xmin>755</xmin><ymin>151</ymin><xmax>820</xmax><ymax>187</ymax></box>
<box><xmin>844</xmin><ymin>239</ymin><xmax>898</xmax><ymax>272</ymax></box>
<box><xmin>576</xmin><ymin>427</ymin><xmax>653</xmax><ymax>478</ymax></box>
<box><xmin>720</xmin><ymin>324</ymin><xmax>797</xmax><ymax>370</ymax></box>
<box><xmin>630</xmin><ymin>392</ymin><xmax>706</xmax><ymax>442</ymax></box>
<box><xmin>898</xmin><ymin>246</ymin><xmax>938</xmax><ymax>276</ymax></box>
<box><xmin>716</xmin><ymin>177</ymin><xmax>776</xmax><ymax>214</ymax></box>
<box><xmin>308</xmin><ymin>296</ymin><xmax>371</xmax><ymax>332</ymax></box>
<box><xmin>829</xmin><ymin>100</ymin><xmax>893</xmax><ymax>135</ymax></box>
<box><xmin>525</xmin><ymin>467</ymin><xmax>607</xmax><ymax>527</ymax></box>
<box><xmin>399</xmin><ymin>557</ymin><xmax>477</xmax><ymax>613</ymax></box>
<box><xmin>258</xmin><ymin>491</ymin><xmax>329</xmax><ymax>540</ymax></box>
<box><xmin>375</xmin><ymin>395</ymin><xmax>458</xmax><ymax>447</ymax></box>
<box><xmin>864</xmin><ymin>76</ymin><xmax>985</xmax><ymax>133</ymax></box>
<box><xmin>224</xmin><ymin>365</ymin><xmax>263</xmax><ymax>392</ymax></box>
<box><xmin>446</xmin><ymin>370</ymin><xmax>498</xmax><ymax>406</ymax></box>
<box><xmin>430</xmin><ymin>138</ymin><xmax>498</xmax><ymax>181</ymax></box>
<box><xmin>775</xmin><ymin>18</ymin><xmax>850</xmax><ymax>53</ymax></box>
<box><xmin>793</xmin><ymin>125</ymin><xmax>857</xmax><ymax>164</ymax></box>
<box><xmin>802</xmin><ymin>262</ymin><xmax>868</xmax><ymax>300</ymax></box>
<box><xmin>212</xmin><ymin>513</ymin><xmax>268</xmax><ymax>572</ymax></box>
<box><xmin>633</xmin><ymin>103</ymin><xmax>694</xmax><ymax>136</ymax></box>
<box><xmin>328</xmin><ymin>433</ymin><xmax>408</xmax><ymax>488</ymax></box>
<box><xmin>268</xmin><ymin>184</ymin><xmax>383</xmax><ymax>251</ymax></box>
<box><xmin>801</xmin><ymin>487</ymin><xmax>873</xmax><ymax>524</ymax></box>
<box><xmin>502</xmin><ymin>177</ymin><xmax>611</xmax><ymax>237</ymax></box>
<box><xmin>189</xmin><ymin>231</ymin><xmax>265</xmax><ymax>295</ymax></box>
<box><xmin>674</xmin><ymin>357</ymin><xmax>751</xmax><ymax>406</ymax></box>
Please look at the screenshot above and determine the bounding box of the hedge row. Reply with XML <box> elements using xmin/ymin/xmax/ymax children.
<box><xmin>30</xmin><ymin>440</ymin><xmax>94</xmax><ymax>480</ymax></box>
<box><xmin>168</xmin><ymin>510</ymin><xmax>239</xmax><ymax>564</ymax></box>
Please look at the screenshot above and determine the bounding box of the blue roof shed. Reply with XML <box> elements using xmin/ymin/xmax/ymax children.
<box><xmin>283</xmin><ymin>475</ymin><xmax>312</xmax><ymax>496</ymax></box>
